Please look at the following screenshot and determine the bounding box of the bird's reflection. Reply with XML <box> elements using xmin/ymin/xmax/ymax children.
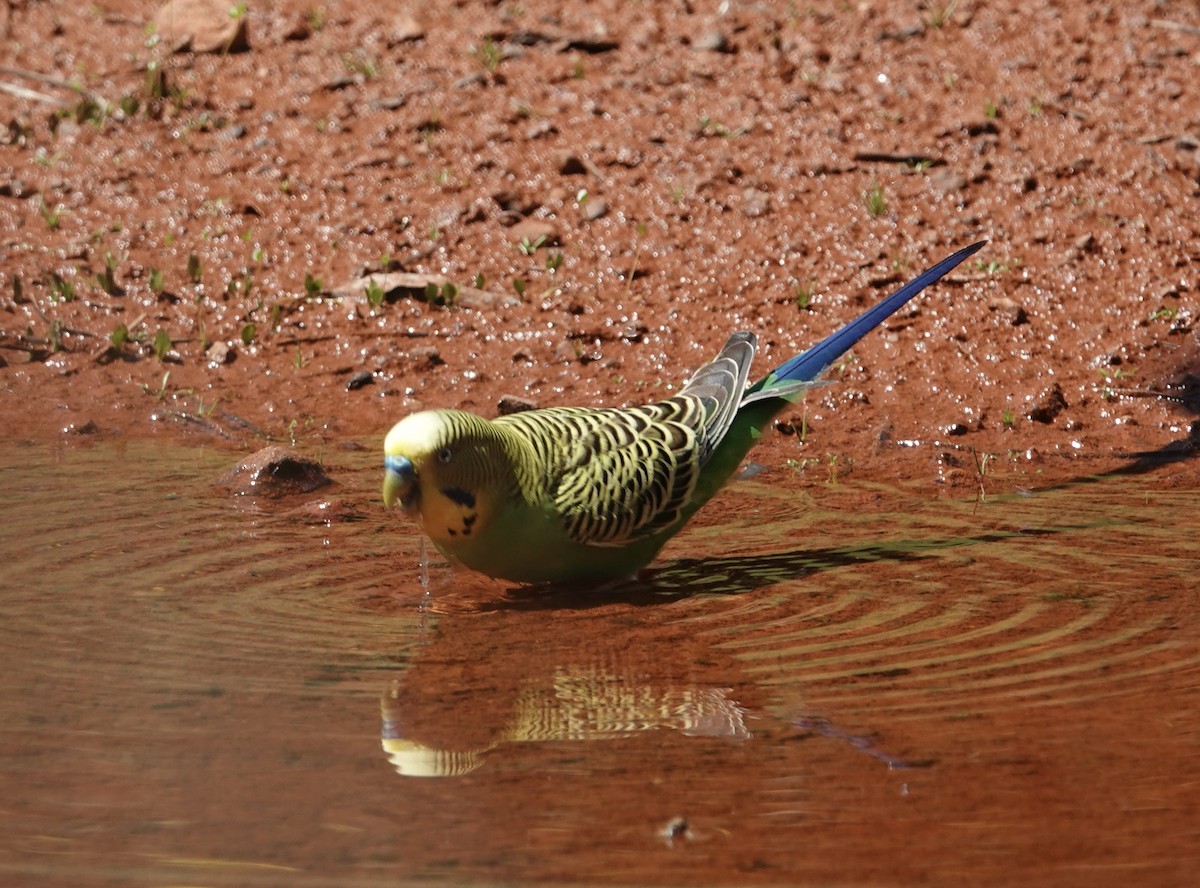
<box><xmin>382</xmin><ymin>663</ymin><xmax>750</xmax><ymax>777</ymax></box>
<box><xmin>377</xmin><ymin>534</ymin><xmax>1000</xmax><ymax>778</ymax></box>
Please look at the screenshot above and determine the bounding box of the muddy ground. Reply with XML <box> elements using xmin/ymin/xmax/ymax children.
<box><xmin>2</xmin><ymin>0</ymin><xmax>1199</xmax><ymax>493</ymax></box>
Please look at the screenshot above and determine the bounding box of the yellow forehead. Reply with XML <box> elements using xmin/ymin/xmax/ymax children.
<box><xmin>384</xmin><ymin>410</ymin><xmax>449</xmax><ymax>457</ymax></box>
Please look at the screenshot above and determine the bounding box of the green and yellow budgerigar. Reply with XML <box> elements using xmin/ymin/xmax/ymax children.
<box><xmin>383</xmin><ymin>241</ymin><xmax>984</xmax><ymax>584</ymax></box>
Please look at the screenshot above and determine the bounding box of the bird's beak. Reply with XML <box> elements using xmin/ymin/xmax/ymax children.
<box><xmin>382</xmin><ymin>455</ymin><xmax>418</xmax><ymax>511</ymax></box>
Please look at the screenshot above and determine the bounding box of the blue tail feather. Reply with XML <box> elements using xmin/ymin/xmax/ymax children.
<box><xmin>768</xmin><ymin>241</ymin><xmax>985</xmax><ymax>384</ymax></box>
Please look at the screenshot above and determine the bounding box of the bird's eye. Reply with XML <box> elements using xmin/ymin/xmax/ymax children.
<box><xmin>437</xmin><ymin>447</ymin><xmax>453</xmax><ymax>464</ymax></box>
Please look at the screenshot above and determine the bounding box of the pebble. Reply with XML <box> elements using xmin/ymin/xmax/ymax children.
<box><xmin>509</xmin><ymin>218</ymin><xmax>560</xmax><ymax>247</ymax></box>
<box><xmin>692</xmin><ymin>29</ymin><xmax>731</xmax><ymax>53</ymax></box>
<box><xmin>927</xmin><ymin>167</ymin><xmax>967</xmax><ymax>194</ymax></box>
<box><xmin>205</xmin><ymin>340</ymin><xmax>234</xmax><ymax>367</ymax></box>
<box><xmin>61</xmin><ymin>419</ymin><xmax>99</xmax><ymax>436</ymax></box>
<box><xmin>219</xmin><ymin>446</ymin><xmax>331</xmax><ymax>497</ymax></box>
<box><xmin>581</xmin><ymin>197</ymin><xmax>609</xmax><ymax>221</ymax></box>
<box><xmin>152</xmin><ymin>0</ymin><xmax>250</xmax><ymax>53</ymax></box>
<box><xmin>387</xmin><ymin>13</ymin><xmax>425</xmax><ymax>46</ymax></box>
<box><xmin>741</xmin><ymin>187</ymin><xmax>770</xmax><ymax>217</ymax></box>
<box><xmin>1027</xmin><ymin>383</ymin><xmax>1068</xmax><ymax>424</ymax></box>
<box><xmin>556</xmin><ymin>152</ymin><xmax>600</xmax><ymax>176</ymax></box>
<box><xmin>988</xmin><ymin>296</ymin><xmax>1029</xmax><ymax>326</ymax></box>
<box><xmin>497</xmin><ymin>394</ymin><xmax>538</xmax><ymax>415</ymax></box>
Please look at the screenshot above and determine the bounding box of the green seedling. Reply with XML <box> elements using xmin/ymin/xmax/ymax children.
<box><xmin>925</xmin><ymin>0</ymin><xmax>958</xmax><ymax>28</ymax></box>
<box><xmin>96</xmin><ymin>251</ymin><xmax>122</xmax><ymax>295</ymax></box>
<box><xmin>49</xmin><ymin>272</ymin><xmax>76</xmax><ymax>303</ymax></box>
<box><xmin>864</xmin><ymin>181</ymin><xmax>887</xmax><ymax>217</ymax></box>
<box><xmin>475</xmin><ymin>37</ymin><xmax>503</xmax><ymax>73</ymax></box>
<box><xmin>110</xmin><ymin>323</ymin><xmax>129</xmax><ymax>349</ymax></box>
<box><xmin>39</xmin><ymin>198</ymin><xmax>63</xmax><ymax>230</ymax></box>
<box><xmin>518</xmin><ymin>234</ymin><xmax>547</xmax><ymax>256</ymax></box>
<box><xmin>344</xmin><ymin>51</ymin><xmax>379</xmax><ymax>79</ymax></box>
<box><xmin>365</xmin><ymin>279</ymin><xmax>385</xmax><ymax>309</ymax></box>
<box><xmin>152</xmin><ymin>329</ymin><xmax>171</xmax><ymax>360</ymax></box>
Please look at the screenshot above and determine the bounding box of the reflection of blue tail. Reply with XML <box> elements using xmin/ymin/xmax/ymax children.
<box><xmin>769</xmin><ymin>241</ymin><xmax>985</xmax><ymax>385</ymax></box>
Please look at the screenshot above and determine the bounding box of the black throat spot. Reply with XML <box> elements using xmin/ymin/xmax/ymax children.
<box><xmin>440</xmin><ymin>486</ymin><xmax>476</xmax><ymax>509</ymax></box>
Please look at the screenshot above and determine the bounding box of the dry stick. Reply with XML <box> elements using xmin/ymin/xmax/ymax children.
<box><xmin>853</xmin><ymin>151</ymin><xmax>945</xmax><ymax>167</ymax></box>
<box><xmin>0</xmin><ymin>81</ymin><xmax>66</xmax><ymax>106</ymax></box>
<box><xmin>0</xmin><ymin>65</ymin><xmax>110</xmax><ymax>112</ymax></box>
<box><xmin>1149</xmin><ymin>18</ymin><xmax>1200</xmax><ymax>36</ymax></box>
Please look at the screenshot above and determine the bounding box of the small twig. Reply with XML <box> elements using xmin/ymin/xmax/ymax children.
<box><xmin>0</xmin><ymin>65</ymin><xmax>110</xmax><ymax>112</ymax></box>
<box><xmin>1149</xmin><ymin>18</ymin><xmax>1200</xmax><ymax>36</ymax></box>
<box><xmin>0</xmin><ymin>81</ymin><xmax>67</xmax><ymax>106</ymax></box>
<box><xmin>853</xmin><ymin>151</ymin><xmax>945</xmax><ymax>167</ymax></box>
<box><xmin>1110</xmin><ymin>386</ymin><xmax>1194</xmax><ymax>404</ymax></box>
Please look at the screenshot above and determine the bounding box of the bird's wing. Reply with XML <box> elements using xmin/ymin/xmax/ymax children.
<box><xmin>494</xmin><ymin>334</ymin><xmax>756</xmax><ymax>547</ymax></box>
<box><xmin>496</xmin><ymin>398</ymin><xmax>711</xmax><ymax>547</ymax></box>
<box><xmin>675</xmin><ymin>332</ymin><xmax>757</xmax><ymax>463</ymax></box>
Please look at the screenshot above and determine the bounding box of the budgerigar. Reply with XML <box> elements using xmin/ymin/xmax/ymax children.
<box><xmin>383</xmin><ymin>241</ymin><xmax>984</xmax><ymax>583</ymax></box>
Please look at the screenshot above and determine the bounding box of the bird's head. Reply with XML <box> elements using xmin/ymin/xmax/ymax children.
<box><xmin>382</xmin><ymin>410</ymin><xmax>504</xmax><ymax>545</ymax></box>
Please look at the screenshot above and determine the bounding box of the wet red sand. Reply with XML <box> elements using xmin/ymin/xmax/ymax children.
<box><xmin>3</xmin><ymin>1</ymin><xmax>1200</xmax><ymax>885</ymax></box>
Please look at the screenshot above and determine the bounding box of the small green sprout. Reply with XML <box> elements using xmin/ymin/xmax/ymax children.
<box><xmin>518</xmin><ymin>234</ymin><xmax>547</xmax><ymax>256</ymax></box>
<box><xmin>109</xmin><ymin>323</ymin><xmax>130</xmax><ymax>349</ymax></box>
<box><xmin>152</xmin><ymin>329</ymin><xmax>171</xmax><ymax>360</ymax></box>
<box><xmin>96</xmin><ymin>251</ymin><xmax>121</xmax><ymax>295</ymax></box>
<box><xmin>925</xmin><ymin>0</ymin><xmax>958</xmax><ymax>28</ymax></box>
<box><xmin>864</xmin><ymin>181</ymin><xmax>887</xmax><ymax>217</ymax></box>
<box><xmin>187</xmin><ymin>252</ymin><xmax>203</xmax><ymax>285</ymax></box>
<box><xmin>343</xmin><ymin>51</ymin><xmax>379</xmax><ymax>79</ymax></box>
<box><xmin>49</xmin><ymin>272</ymin><xmax>76</xmax><ymax>303</ymax></box>
<box><xmin>475</xmin><ymin>37</ymin><xmax>503</xmax><ymax>73</ymax></box>
<box><xmin>240</xmin><ymin>322</ymin><xmax>256</xmax><ymax>346</ymax></box>
<box><xmin>39</xmin><ymin>198</ymin><xmax>63</xmax><ymax>230</ymax></box>
<box><xmin>365</xmin><ymin>279</ymin><xmax>385</xmax><ymax>308</ymax></box>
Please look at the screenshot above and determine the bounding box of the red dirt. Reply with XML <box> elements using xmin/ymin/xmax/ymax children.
<box><xmin>3</xmin><ymin>0</ymin><xmax>1199</xmax><ymax>486</ymax></box>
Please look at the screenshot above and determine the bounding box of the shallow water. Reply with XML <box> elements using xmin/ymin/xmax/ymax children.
<box><xmin>2</xmin><ymin>439</ymin><xmax>1198</xmax><ymax>887</ymax></box>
